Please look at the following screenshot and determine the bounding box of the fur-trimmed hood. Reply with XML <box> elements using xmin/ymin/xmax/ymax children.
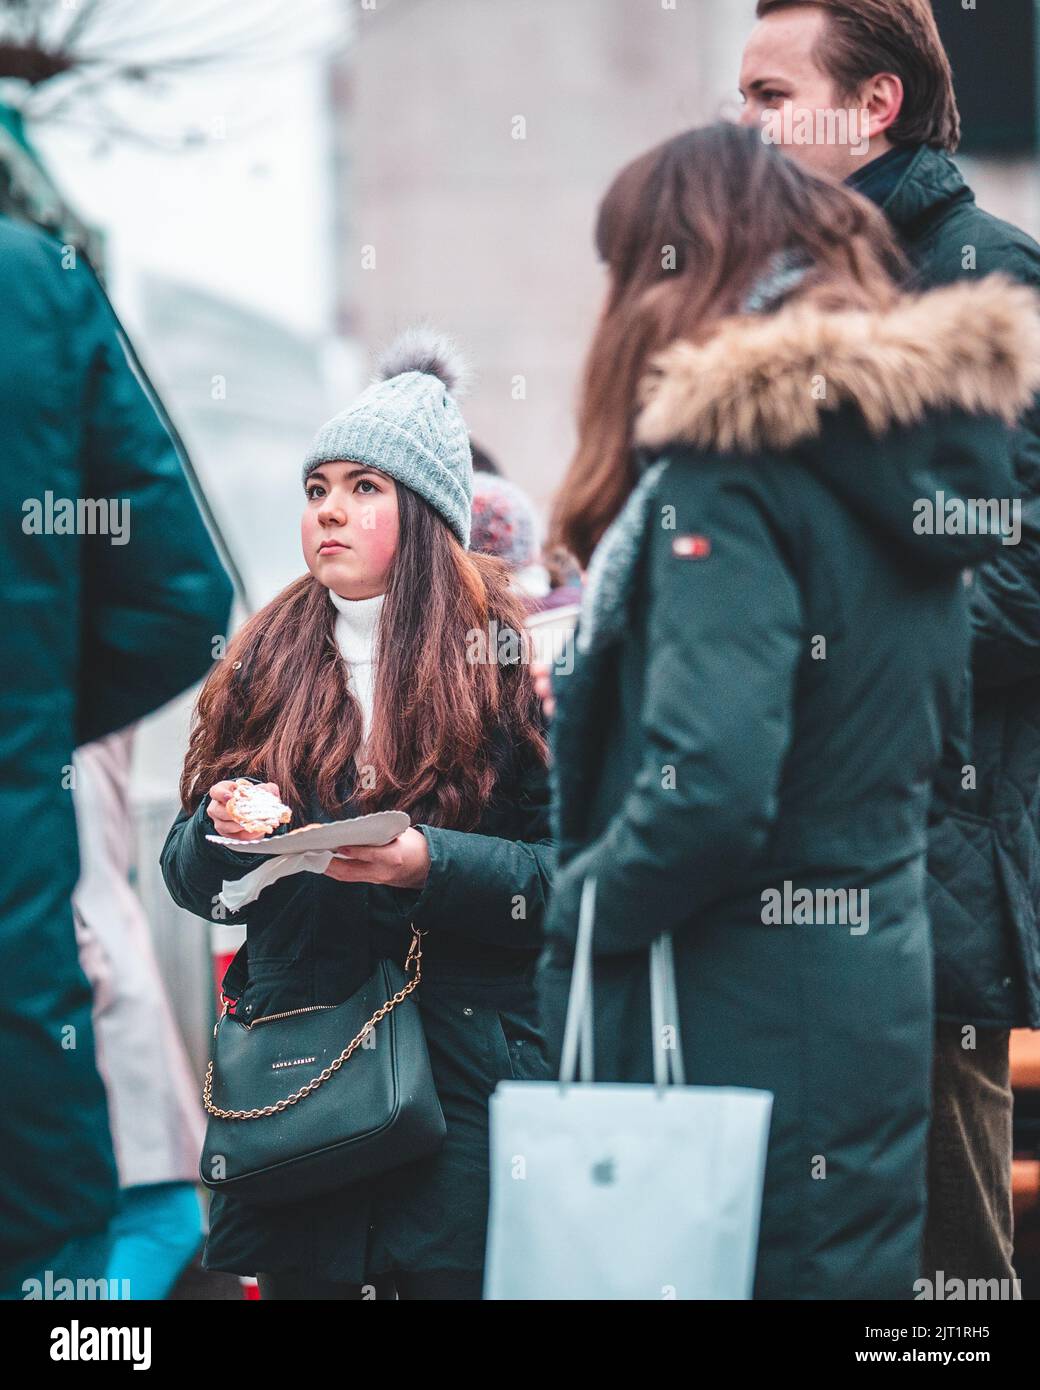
<box><xmin>635</xmin><ymin>276</ymin><xmax>1040</xmax><ymax>455</ymax></box>
<box><xmin>576</xmin><ymin>276</ymin><xmax>1040</xmax><ymax>657</ymax></box>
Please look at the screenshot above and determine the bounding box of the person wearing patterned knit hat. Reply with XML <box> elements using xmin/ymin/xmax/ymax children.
<box><xmin>470</xmin><ymin>470</ymin><xmax>552</xmax><ymax>610</ymax></box>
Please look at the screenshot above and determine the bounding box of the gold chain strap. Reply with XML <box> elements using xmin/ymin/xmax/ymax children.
<box><xmin>203</xmin><ymin>928</ymin><xmax>424</xmax><ymax>1120</ymax></box>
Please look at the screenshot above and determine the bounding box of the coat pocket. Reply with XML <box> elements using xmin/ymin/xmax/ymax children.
<box><xmin>493</xmin><ymin>1006</ymin><xmax>553</xmax><ymax>1082</ymax></box>
<box><xmin>235</xmin><ymin>958</ymin><xmax>315</xmax><ymax>1025</ymax></box>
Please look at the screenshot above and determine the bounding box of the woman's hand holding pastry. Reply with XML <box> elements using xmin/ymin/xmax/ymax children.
<box><xmin>324</xmin><ymin>827</ymin><xmax>431</xmax><ymax>889</ymax></box>
<box><xmin>206</xmin><ymin>781</ymin><xmax>284</xmax><ymax>841</ymax></box>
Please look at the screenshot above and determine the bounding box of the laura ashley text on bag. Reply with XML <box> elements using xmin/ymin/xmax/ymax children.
<box><xmin>484</xmin><ymin>879</ymin><xmax>773</xmax><ymax>1299</ymax></box>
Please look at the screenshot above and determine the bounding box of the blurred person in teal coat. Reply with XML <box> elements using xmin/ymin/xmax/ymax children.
<box><xmin>0</xmin><ymin>216</ymin><xmax>232</xmax><ymax>1297</ymax></box>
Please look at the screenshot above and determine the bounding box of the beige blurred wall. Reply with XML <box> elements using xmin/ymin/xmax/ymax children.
<box><xmin>338</xmin><ymin>0</ymin><xmax>1040</xmax><ymax>519</ymax></box>
<box><xmin>340</xmin><ymin>0</ymin><xmax>757</xmax><ymax>514</ymax></box>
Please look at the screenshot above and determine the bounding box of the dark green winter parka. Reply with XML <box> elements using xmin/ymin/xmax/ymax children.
<box><xmin>537</xmin><ymin>276</ymin><xmax>1040</xmax><ymax>1300</ymax></box>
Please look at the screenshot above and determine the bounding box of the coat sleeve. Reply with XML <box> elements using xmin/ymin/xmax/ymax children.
<box><xmin>404</xmin><ymin>738</ymin><xmax>555</xmax><ymax>950</ymax></box>
<box><xmin>963</xmin><ymin>244</ymin><xmax>1040</xmax><ymax>691</ymax></box>
<box><xmin>968</xmin><ymin>401</ymin><xmax>1040</xmax><ymax>690</ymax></box>
<box><xmin>74</xmin><ymin>261</ymin><xmax>233</xmax><ymax>746</ymax></box>
<box><xmin>160</xmin><ymin>792</ymin><xmax>268</xmax><ymax>921</ymax></box>
<box><xmin>544</xmin><ymin>465</ymin><xmax>804</xmax><ymax>957</ymax></box>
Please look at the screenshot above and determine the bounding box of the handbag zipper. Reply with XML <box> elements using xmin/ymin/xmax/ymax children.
<box><xmin>246</xmin><ymin>1003</ymin><xmax>337</xmax><ymax>1029</ymax></box>
<box><xmin>214</xmin><ymin>1000</ymin><xmax>338</xmax><ymax>1037</ymax></box>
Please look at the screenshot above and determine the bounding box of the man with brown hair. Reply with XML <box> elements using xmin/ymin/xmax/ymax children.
<box><xmin>741</xmin><ymin>0</ymin><xmax>959</xmax><ymax>177</ymax></box>
<box><xmin>740</xmin><ymin>1</ymin><xmax>1040</xmax><ymax>1292</ymax></box>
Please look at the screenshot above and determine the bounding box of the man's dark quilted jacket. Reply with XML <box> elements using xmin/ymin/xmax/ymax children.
<box><xmin>879</xmin><ymin>146</ymin><xmax>1040</xmax><ymax>1028</ymax></box>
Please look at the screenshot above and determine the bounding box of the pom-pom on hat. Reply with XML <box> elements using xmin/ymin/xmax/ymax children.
<box><xmin>302</xmin><ymin>326</ymin><xmax>474</xmax><ymax>547</ymax></box>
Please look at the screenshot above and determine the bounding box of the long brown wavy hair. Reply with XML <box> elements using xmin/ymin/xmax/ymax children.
<box><xmin>181</xmin><ymin>482</ymin><xmax>547</xmax><ymax>830</ymax></box>
<box><xmin>551</xmin><ymin>123</ymin><xmax>907</xmax><ymax>566</ymax></box>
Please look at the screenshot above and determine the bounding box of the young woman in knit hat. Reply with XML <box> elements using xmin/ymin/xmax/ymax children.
<box><xmin>160</xmin><ymin>329</ymin><xmax>553</xmax><ymax>1300</ymax></box>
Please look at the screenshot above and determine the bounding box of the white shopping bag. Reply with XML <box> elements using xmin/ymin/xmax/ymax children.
<box><xmin>484</xmin><ymin>880</ymin><xmax>773</xmax><ymax>1300</ymax></box>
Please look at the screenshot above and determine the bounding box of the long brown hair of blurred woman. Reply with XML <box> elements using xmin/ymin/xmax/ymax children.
<box><xmin>181</xmin><ymin>483</ymin><xmax>546</xmax><ymax>832</ymax></box>
<box><xmin>551</xmin><ymin>122</ymin><xmax>908</xmax><ymax>568</ymax></box>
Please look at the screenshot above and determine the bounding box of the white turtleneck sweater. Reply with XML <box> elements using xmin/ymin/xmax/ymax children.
<box><xmin>328</xmin><ymin>589</ymin><xmax>385</xmax><ymax>744</ymax></box>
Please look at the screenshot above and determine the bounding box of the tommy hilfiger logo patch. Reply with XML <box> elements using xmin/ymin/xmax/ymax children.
<box><xmin>672</xmin><ymin>535</ymin><xmax>712</xmax><ymax>559</ymax></box>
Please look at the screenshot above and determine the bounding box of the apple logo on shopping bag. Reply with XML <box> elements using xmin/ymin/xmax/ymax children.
<box><xmin>590</xmin><ymin>1155</ymin><xmax>616</xmax><ymax>1185</ymax></box>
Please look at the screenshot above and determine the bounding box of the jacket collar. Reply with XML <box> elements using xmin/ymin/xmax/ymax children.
<box><xmin>634</xmin><ymin>276</ymin><xmax>1040</xmax><ymax>456</ymax></box>
<box><xmin>881</xmin><ymin>144</ymin><xmax>975</xmax><ymax>238</ymax></box>
<box><xmin>847</xmin><ymin>144</ymin><xmax>917</xmax><ymax>208</ymax></box>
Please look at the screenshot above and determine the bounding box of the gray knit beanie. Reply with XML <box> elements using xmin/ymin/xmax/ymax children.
<box><xmin>302</xmin><ymin>326</ymin><xmax>474</xmax><ymax>547</ymax></box>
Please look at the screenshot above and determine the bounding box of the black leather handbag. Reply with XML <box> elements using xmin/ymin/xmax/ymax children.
<box><xmin>199</xmin><ymin>927</ymin><xmax>446</xmax><ymax>1205</ymax></box>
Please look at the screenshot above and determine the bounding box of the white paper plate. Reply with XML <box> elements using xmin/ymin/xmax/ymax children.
<box><xmin>206</xmin><ymin>808</ymin><xmax>410</xmax><ymax>855</ymax></box>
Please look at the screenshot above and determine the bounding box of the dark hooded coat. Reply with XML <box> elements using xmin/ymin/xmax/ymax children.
<box><xmin>536</xmin><ymin>276</ymin><xmax>1040</xmax><ymax>1299</ymax></box>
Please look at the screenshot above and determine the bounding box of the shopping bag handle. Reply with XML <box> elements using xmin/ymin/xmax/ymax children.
<box><xmin>558</xmin><ymin>877</ymin><xmax>686</xmax><ymax>1090</ymax></box>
